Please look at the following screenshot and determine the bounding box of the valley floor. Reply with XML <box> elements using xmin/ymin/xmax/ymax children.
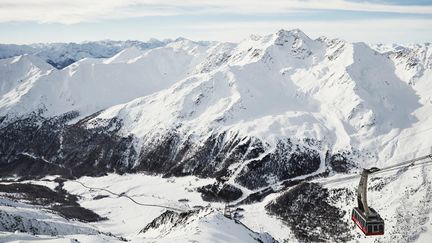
<box><xmin>1</xmin><ymin>168</ymin><xmax>432</xmax><ymax>242</ymax></box>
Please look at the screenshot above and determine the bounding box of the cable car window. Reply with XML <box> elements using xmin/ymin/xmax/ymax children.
<box><xmin>373</xmin><ymin>225</ymin><xmax>378</xmax><ymax>232</ymax></box>
<box><xmin>368</xmin><ymin>226</ymin><xmax>372</xmax><ymax>232</ymax></box>
<box><xmin>379</xmin><ymin>225</ymin><xmax>384</xmax><ymax>232</ymax></box>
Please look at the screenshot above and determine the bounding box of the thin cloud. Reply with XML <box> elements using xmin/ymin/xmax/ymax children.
<box><xmin>182</xmin><ymin>18</ymin><xmax>432</xmax><ymax>43</ymax></box>
<box><xmin>0</xmin><ymin>0</ymin><xmax>431</xmax><ymax>24</ymax></box>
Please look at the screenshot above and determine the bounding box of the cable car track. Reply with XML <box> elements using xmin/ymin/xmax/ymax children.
<box><xmin>318</xmin><ymin>154</ymin><xmax>432</xmax><ymax>186</ymax></box>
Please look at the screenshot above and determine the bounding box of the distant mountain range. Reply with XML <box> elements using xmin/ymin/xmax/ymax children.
<box><xmin>0</xmin><ymin>39</ymin><xmax>175</xmax><ymax>69</ymax></box>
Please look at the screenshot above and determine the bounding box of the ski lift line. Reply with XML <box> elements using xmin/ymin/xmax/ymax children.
<box><xmin>372</xmin><ymin>159</ymin><xmax>432</xmax><ymax>176</ymax></box>
<box><xmin>318</xmin><ymin>174</ymin><xmax>361</xmax><ymax>185</ymax></box>
<box><xmin>318</xmin><ymin>154</ymin><xmax>432</xmax><ymax>185</ymax></box>
<box><xmin>241</xmin><ymin>208</ymin><xmax>344</xmax><ymax>220</ymax></box>
<box><xmin>375</xmin><ymin>154</ymin><xmax>432</xmax><ymax>172</ymax></box>
<box><xmin>319</xmin><ymin>159</ymin><xmax>432</xmax><ymax>186</ymax></box>
<box><xmin>321</xmin><ymin>159</ymin><xmax>432</xmax><ymax>185</ymax></box>
<box><xmin>69</xmin><ymin>180</ymin><xmax>186</xmax><ymax>212</ymax></box>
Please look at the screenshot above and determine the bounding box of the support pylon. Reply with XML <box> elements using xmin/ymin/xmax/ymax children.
<box><xmin>224</xmin><ymin>204</ymin><xmax>232</xmax><ymax>219</ymax></box>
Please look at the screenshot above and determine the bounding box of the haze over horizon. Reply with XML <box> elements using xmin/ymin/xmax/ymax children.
<box><xmin>0</xmin><ymin>0</ymin><xmax>431</xmax><ymax>44</ymax></box>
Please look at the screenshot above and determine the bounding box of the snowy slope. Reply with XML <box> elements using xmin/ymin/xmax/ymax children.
<box><xmin>371</xmin><ymin>43</ymin><xmax>432</xmax><ymax>103</ymax></box>
<box><xmin>139</xmin><ymin>208</ymin><xmax>275</xmax><ymax>243</ymax></box>
<box><xmin>0</xmin><ymin>198</ymin><xmax>98</xmax><ymax>236</ymax></box>
<box><xmin>0</xmin><ymin>55</ymin><xmax>53</xmax><ymax>97</ymax></box>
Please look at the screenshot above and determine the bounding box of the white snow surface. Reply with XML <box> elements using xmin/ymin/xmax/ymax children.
<box><xmin>1</xmin><ymin>29</ymin><xmax>432</xmax><ymax>242</ymax></box>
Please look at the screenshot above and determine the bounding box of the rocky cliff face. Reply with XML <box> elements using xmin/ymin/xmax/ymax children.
<box><xmin>0</xmin><ymin>111</ymin><xmax>339</xmax><ymax>191</ymax></box>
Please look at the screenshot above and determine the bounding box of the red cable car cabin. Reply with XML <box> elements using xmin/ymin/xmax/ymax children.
<box><xmin>352</xmin><ymin>207</ymin><xmax>384</xmax><ymax>235</ymax></box>
<box><xmin>352</xmin><ymin>168</ymin><xmax>384</xmax><ymax>236</ymax></box>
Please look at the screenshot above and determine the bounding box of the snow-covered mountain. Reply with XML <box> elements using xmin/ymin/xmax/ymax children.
<box><xmin>0</xmin><ymin>39</ymin><xmax>214</xmax><ymax>121</ymax></box>
<box><xmin>0</xmin><ymin>29</ymin><xmax>431</xmax><ymax>242</ymax></box>
<box><xmin>1</xmin><ymin>28</ymin><xmax>431</xmax><ymax>191</ymax></box>
<box><xmin>0</xmin><ymin>39</ymin><xmax>175</xmax><ymax>69</ymax></box>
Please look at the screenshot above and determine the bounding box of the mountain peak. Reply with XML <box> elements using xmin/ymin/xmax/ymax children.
<box><xmin>272</xmin><ymin>29</ymin><xmax>313</xmax><ymax>48</ymax></box>
<box><xmin>174</xmin><ymin>36</ymin><xmax>191</xmax><ymax>42</ymax></box>
<box><xmin>275</xmin><ymin>28</ymin><xmax>310</xmax><ymax>40</ymax></box>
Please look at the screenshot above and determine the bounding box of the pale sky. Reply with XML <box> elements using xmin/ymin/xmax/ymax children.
<box><xmin>0</xmin><ymin>0</ymin><xmax>431</xmax><ymax>44</ymax></box>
